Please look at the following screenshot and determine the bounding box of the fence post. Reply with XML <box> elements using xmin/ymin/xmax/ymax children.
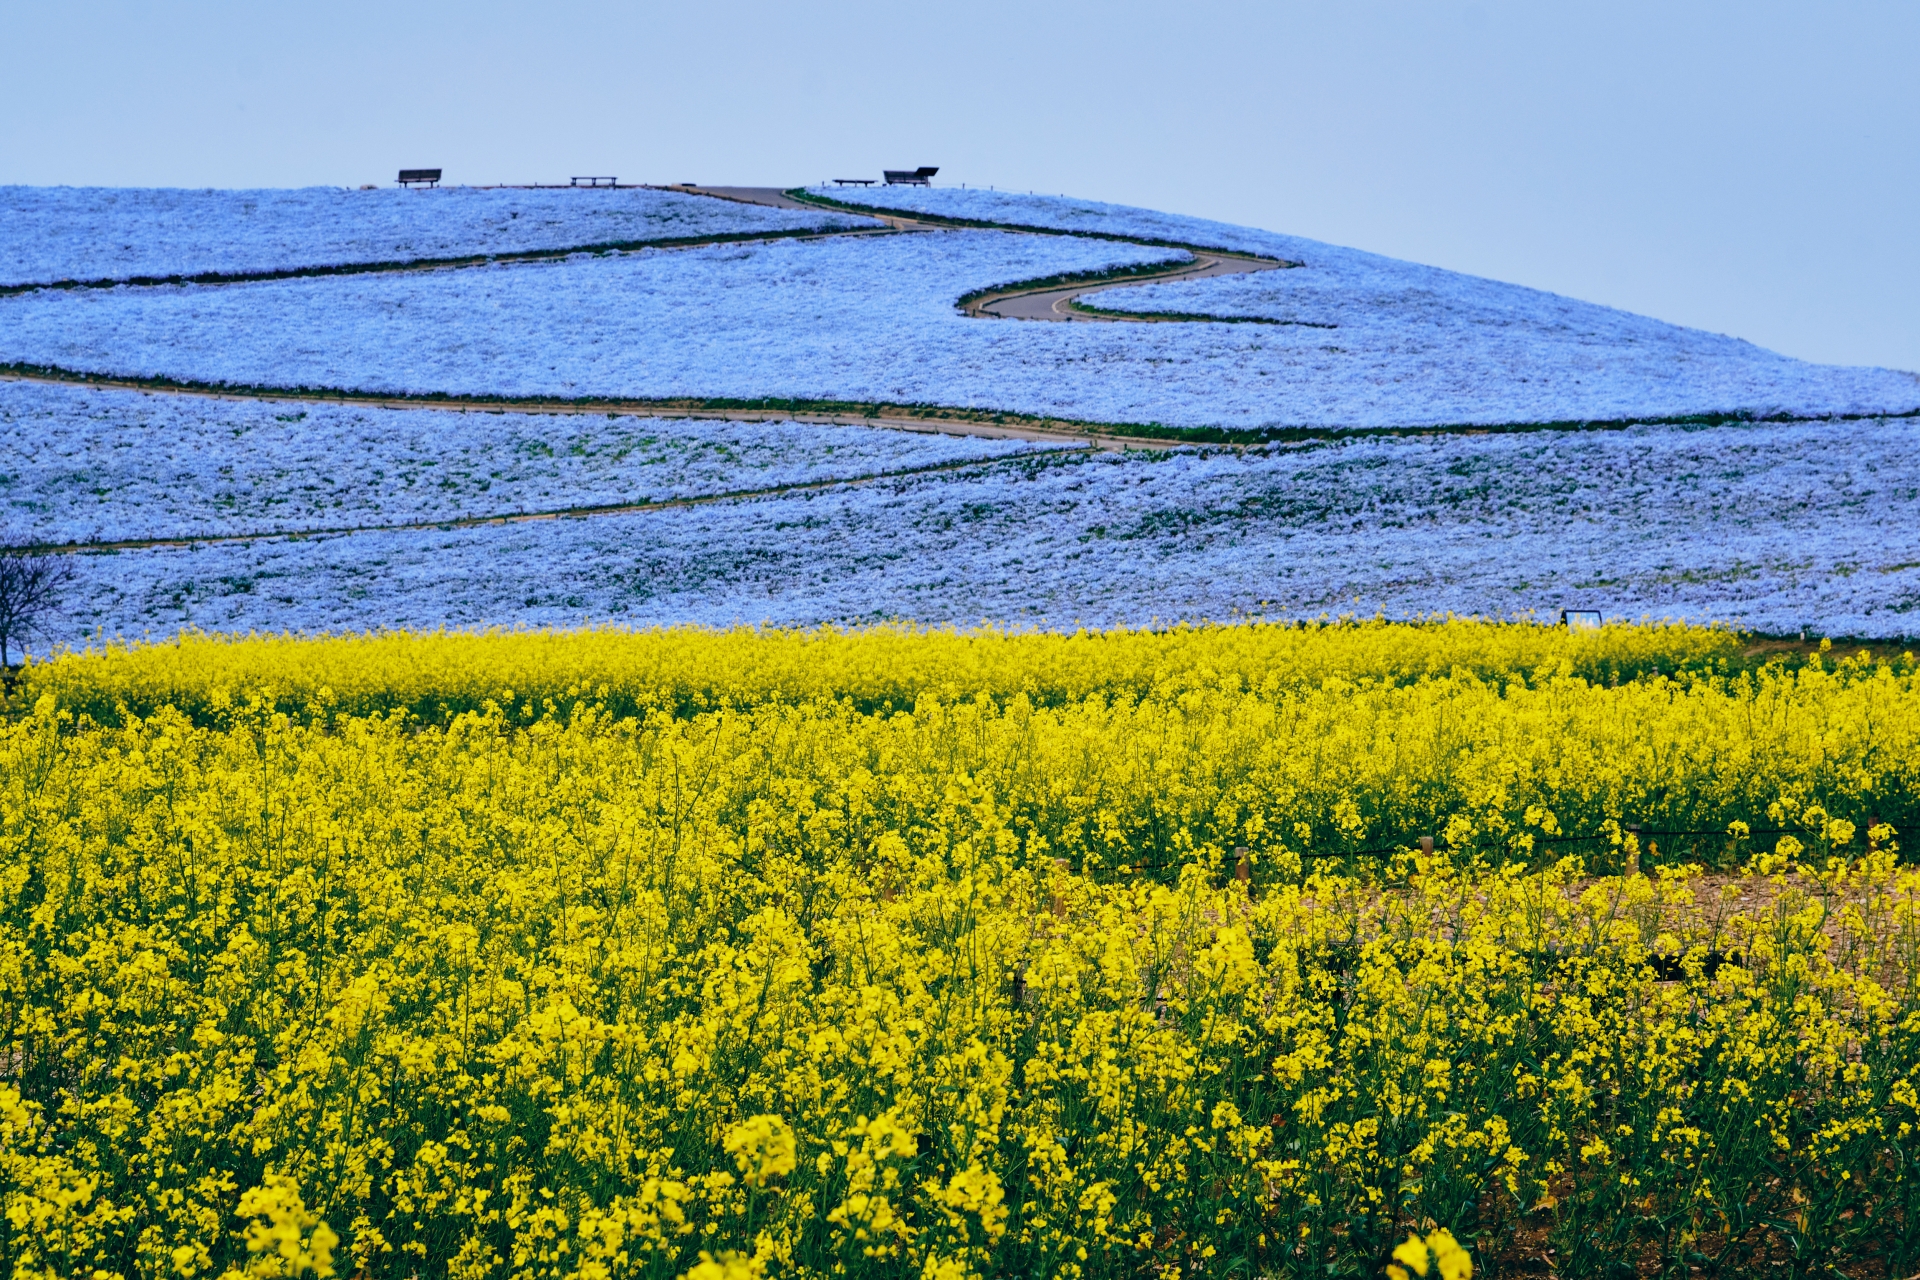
<box><xmin>1418</xmin><ymin>836</ymin><xmax>1434</xmax><ymax>855</ymax></box>
<box><xmin>1051</xmin><ymin>857</ymin><xmax>1071</xmax><ymax>918</ymax></box>
<box><xmin>1234</xmin><ymin>847</ymin><xmax>1250</xmax><ymax>886</ymax></box>
<box><xmin>1625</xmin><ymin>824</ymin><xmax>1642</xmax><ymax>877</ymax></box>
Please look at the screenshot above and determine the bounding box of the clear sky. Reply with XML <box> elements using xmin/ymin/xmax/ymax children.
<box><xmin>5</xmin><ymin>0</ymin><xmax>1916</xmax><ymax>373</ymax></box>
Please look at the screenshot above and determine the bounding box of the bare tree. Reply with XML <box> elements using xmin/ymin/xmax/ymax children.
<box><xmin>0</xmin><ymin>545</ymin><xmax>75</xmax><ymax>667</ymax></box>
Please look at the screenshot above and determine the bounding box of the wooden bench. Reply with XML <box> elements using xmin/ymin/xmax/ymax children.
<box><xmin>570</xmin><ymin>176</ymin><xmax>617</xmax><ymax>188</ymax></box>
<box><xmin>882</xmin><ymin>167</ymin><xmax>939</xmax><ymax>186</ymax></box>
<box><xmin>397</xmin><ymin>169</ymin><xmax>442</xmax><ymax>188</ymax></box>
<box><xmin>833</xmin><ymin>178</ymin><xmax>877</xmax><ymax>186</ymax></box>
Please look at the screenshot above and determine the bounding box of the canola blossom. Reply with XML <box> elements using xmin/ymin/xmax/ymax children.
<box><xmin>0</xmin><ymin>623</ymin><xmax>1916</xmax><ymax>1277</ymax></box>
<box><xmin>1388</xmin><ymin>1229</ymin><xmax>1472</xmax><ymax>1280</ymax></box>
<box><xmin>17</xmin><ymin>619</ymin><xmax>1745</xmax><ymax>726</ymax></box>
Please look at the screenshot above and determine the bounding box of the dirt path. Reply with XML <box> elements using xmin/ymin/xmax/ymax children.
<box><xmin>17</xmin><ymin>448</ymin><xmax>1086</xmax><ymax>557</ymax></box>
<box><xmin>684</xmin><ymin>186</ymin><xmax>1286</xmax><ymax>321</ymax></box>
<box><xmin>671</xmin><ymin>187</ymin><xmax>945</xmax><ymax>233</ymax></box>
<box><xmin>3</xmin><ymin>183</ymin><xmax>1251</xmax><ymax>566</ymax></box>
<box><xmin>0</xmin><ymin>224</ymin><xmax>889</xmax><ymax>299</ymax></box>
<box><xmin>1</xmin><ymin>184</ymin><xmax>1265</xmax><ymax>453</ymax></box>
<box><xmin>0</xmin><ymin>366</ymin><xmax>1181</xmax><ymax>452</ymax></box>
<box><xmin>966</xmin><ymin>250</ymin><xmax>1281</xmax><ymax>321</ymax></box>
<box><xmin>6</xmin><ymin>183</ymin><xmax>1282</xmax><ymax>327</ymax></box>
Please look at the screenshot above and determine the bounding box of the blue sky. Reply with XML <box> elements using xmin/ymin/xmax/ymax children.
<box><xmin>5</xmin><ymin>0</ymin><xmax>1916</xmax><ymax>373</ymax></box>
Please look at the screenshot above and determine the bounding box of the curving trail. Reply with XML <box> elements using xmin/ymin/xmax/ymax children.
<box><xmin>682</xmin><ymin>186</ymin><xmax>1289</xmax><ymax>321</ymax></box>
<box><xmin>672</xmin><ymin>186</ymin><xmax>944</xmax><ymax>232</ymax></box>
<box><xmin>0</xmin><ymin>364</ymin><xmax>1182</xmax><ymax>451</ymax></box>
<box><xmin>3</xmin><ymin>183</ymin><xmax>1290</xmax><ymax>324</ymax></box>
<box><xmin>0</xmin><ymin>224</ymin><xmax>888</xmax><ymax>298</ymax></box>
<box><xmin>964</xmin><ymin>250</ymin><xmax>1281</xmax><ymax>321</ymax></box>
<box><xmin>2</xmin><ymin>184</ymin><xmax>1287</xmax><ymax>561</ymax></box>
<box><xmin>11</xmin><ymin>449</ymin><xmax>1080</xmax><ymax>557</ymax></box>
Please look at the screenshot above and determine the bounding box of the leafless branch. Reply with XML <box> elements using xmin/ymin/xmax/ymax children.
<box><xmin>0</xmin><ymin>545</ymin><xmax>75</xmax><ymax>667</ymax></box>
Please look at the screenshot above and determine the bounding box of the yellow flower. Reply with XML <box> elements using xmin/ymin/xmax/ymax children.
<box><xmin>682</xmin><ymin>1250</ymin><xmax>763</xmax><ymax>1280</ymax></box>
<box><xmin>232</xmin><ymin>1176</ymin><xmax>339</xmax><ymax>1278</ymax></box>
<box><xmin>723</xmin><ymin>1115</ymin><xmax>797</xmax><ymax>1188</ymax></box>
<box><xmin>1</xmin><ymin>620</ymin><xmax>1909</xmax><ymax>1278</ymax></box>
<box><xmin>1388</xmin><ymin>1229</ymin><xmax>1471</xmax><ymax>1280</ymax></box>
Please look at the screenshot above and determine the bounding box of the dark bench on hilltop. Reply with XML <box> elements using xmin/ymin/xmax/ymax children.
<box><xmin>883</xmin><ymin>167</ymin><xmax>939</xmax><ymax>186</ymax></box>
<box><xmin>570</xmin><ymin>176</ymin><xmax>617</xmax><ymax>188</ymax></box>
<box><xmin>833</xmin><ymin>178</ymin><xmax>877</xmax><ymax>186</ymax></box>
<box><xmin>398</xmin><ymin>169</ymin><xmax>442</xmax><ymax>188</ymax></box>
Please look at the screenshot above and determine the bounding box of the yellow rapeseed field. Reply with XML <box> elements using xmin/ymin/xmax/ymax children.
<box><xmin>20</xmin><ymin>619</ymin><xmax>1736</xmax><ymax>725</ymax></box>
<box><xmin>0</xmin><ymin>621</ymin><xmax>1914</xmax><ymax>1278</ymax></box>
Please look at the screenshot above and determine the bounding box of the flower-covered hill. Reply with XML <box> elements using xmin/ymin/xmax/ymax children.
<box><xmin>0</xmin><ymin>184</ymin><xmax>872</xmax><ymax>286</ymax></box>
<box><xmin>808</xmin><ymin>185</ymin><xmax>1920</xmax><ymax>428</ymax></box>
<box><xmin>2</xmin><ymin>185</ymin><xmax>1915</xmax><ymax>431</ymax></box>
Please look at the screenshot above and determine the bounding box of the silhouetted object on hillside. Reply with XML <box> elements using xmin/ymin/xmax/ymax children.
<box><xmin>883</xmin><ymin>167</ymin><xmax>939</xmax><ymax>186</ymax></box>
<box><xmin>398</xmin><ymin>169</ymin><xmax>442</xmax><ymax>188</ymax></box>
<box><xmin>0</xmin><ymin>545</ymin><xmax>74</xmax><ymax>667</ymax></box>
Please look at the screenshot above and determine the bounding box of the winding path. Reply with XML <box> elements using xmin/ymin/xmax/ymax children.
<box><xmin>0</xmin><ymin>364</ymin><xmax>1182</xmax><ymax>452</ymax></box>
<box><xmin>679</xmin><ymin>186</ymin><xmax>1288</xmax><ymax>321</ymax></box>
<box><xmin>13</xmin><ymin>448</ymin><xmax>1086</xmax><ymax>557</ymax></box>
<box><xmin>965</xmin><ymin>250</ymin><xmax>1281</xmax><ymax>321</ymax></box>
<box><xmin>0</xmin><ymin>224</ymin><xmax>886</xmax><ymax>299</ymax></box>
<box><xmin>673</xmin><ymin>186</ymin><xmax>944</xmax><ymax>231</ymax></box>
<box><xmin>2</xmin><ymin>183</ymin><xmax>1294</xmax><ymax>559</ymax></box>
<box><xmin>3</xmin><ymin>183</ymin><xmax>1290</xmax><ymax>325</ymax></box>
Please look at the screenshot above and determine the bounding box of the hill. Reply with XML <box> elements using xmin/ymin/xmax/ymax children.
<box><xmin>1</xmin><ymin>184</ymin><xmax>1916</xmax><ymax>643</ymax></box>
<box><xmin>2</xmin><ymin>186</ymin><xmax>1915</xmax><ymax>431</ymax></box>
